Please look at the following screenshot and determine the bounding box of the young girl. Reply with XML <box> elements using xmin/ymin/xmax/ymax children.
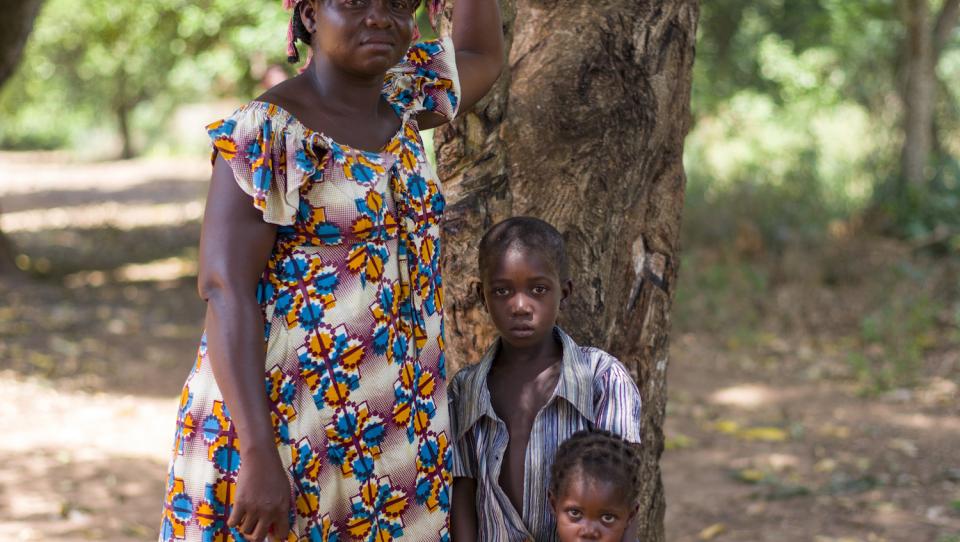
<box><xmin>549</xmin><ymin>430</ymin><xmax>641</xmax><ymax>542</ymax></box>
<box><xmin>159</xmin><ymin>0</ymin><xmax>502</xmax><ymax>540</ymax></box>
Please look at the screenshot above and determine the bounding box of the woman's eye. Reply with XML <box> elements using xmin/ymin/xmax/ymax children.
<box><xmin>601</xmin><ymin>514</ymin><xmax>618</xmax><ymax>524</ymax></box>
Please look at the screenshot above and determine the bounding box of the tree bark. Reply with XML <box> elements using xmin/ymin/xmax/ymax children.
<box><xmin>0</xmin><ymin>0</ymin><xmax>44</xmax><ymax>85</ymax></box>
<box><xmin>901</xmin><ymin>0</ymin><xmax>934</xmax><ymax>186</ymax></box>
<box><xmin>0</xmin><ymin>0</ymin><xmax>45</xmax><ymax>274</ymax></box>
<box><xmin>438</xmin><ymin>0</ymin><xmax>698</xmax><ymax>539</ymax></box>
<box><xmin>900</xmin><ymin>0</ymin><xmax>960</xmax><ymax>187</ymax></box>
<box><xmin>118</xmin><ymin>103</ymin><xmax>135</xmax><ymax>160</ymax></box>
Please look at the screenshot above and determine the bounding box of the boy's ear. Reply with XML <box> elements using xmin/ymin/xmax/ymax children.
<box><xmin>474</xmin><ymin>280</ymin><xmax>487</xmax><ymax>311</ymax></box>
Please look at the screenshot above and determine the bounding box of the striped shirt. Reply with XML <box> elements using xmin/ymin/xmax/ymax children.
<box><xmin>448</xmin><ymin>327</ymin><xmax>643</xmax><ymax>542</ymax></box>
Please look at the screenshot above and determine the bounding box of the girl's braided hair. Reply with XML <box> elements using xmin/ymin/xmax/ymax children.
<box><xmin>549</xmin><ymin>429</ymin><xmax>642</xmax><ymax>506</ymax></box>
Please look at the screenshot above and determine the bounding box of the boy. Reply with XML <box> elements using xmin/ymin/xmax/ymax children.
<box><xmin>448</xmin><ymin>217</ymin><xmax>643</xmax><ymax>542</ymax></box>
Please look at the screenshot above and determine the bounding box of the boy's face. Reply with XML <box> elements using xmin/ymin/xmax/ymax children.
<box><xmin>551</xmin><ymin>472</ymin><xmax>635</xmax><ymax>542</ymax></box>
<box><xmin>478</xmin><ymin>245</ymin><xmax>572</xmax><ymax>349</ymax></box>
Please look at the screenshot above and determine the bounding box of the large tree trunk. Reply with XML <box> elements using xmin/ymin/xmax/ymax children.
<box><xmin>0</xmin><ymin>0</ymin><xmax>45</xmax><ymax>274</ymax></box>
<box><xmin>438</xmin><ymin>0</ymin><xmax>698</xmax><ymax>539</ymax></box>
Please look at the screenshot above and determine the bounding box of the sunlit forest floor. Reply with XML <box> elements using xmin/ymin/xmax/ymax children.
<box><xmin>1</xmin><ymin>152</ymin><xmax>958</xmax><ymax>541</ymax></box>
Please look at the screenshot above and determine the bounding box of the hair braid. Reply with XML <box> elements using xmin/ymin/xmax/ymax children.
<box><xmin>549</xmin><ymin>429</ymin><xmax>642</xmax><ymax>506</ymax></box>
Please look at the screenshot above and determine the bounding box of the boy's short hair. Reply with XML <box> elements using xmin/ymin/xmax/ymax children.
<box><xmin>478</xmin><ymin>216</ymin><xmax>569</xmax><ymax>282</ymax></box>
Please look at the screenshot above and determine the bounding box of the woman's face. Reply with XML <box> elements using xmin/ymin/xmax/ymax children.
<box><xmin>303</xmin><ymin>0</ymin><xmax>417</xmax><ymax>76</ymax></box>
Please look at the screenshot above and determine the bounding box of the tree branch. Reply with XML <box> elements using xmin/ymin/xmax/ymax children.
<box><xmin>934</xmin><ymin>0</ymin><xmax>960</xmax><ymax>58</ymax></box>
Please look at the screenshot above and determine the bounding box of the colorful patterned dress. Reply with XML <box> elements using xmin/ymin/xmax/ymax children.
<box><xmin>160</xmin><ymin>38</ymin><xmax>458</xmax><ymax>542</ymax></box>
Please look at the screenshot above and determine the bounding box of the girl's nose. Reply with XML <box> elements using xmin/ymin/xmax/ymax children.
<box><xmin>577</xmin><ymin>522</ymin><xmax>601</xmax><ymax>540</ymax></box>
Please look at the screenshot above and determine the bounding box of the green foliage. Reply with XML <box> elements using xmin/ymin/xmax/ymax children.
<box><xmin>0</xmin><ymin>0</ymin><xmax>290</xmax><ymax>154</ymax></box>
<box><xmin>873</xmin><ymin>156</ymin><xmax>960</xmax><ymax>252</ymax></box>
<box><xmin>687</xmin><ymin>0</ymin><xmax>960</xmax><ymax>252</ymax></box>
<box><xmin>846</xmin><ymin>290</ymin><xmax>941</xmax><ymax>393</ymax></box>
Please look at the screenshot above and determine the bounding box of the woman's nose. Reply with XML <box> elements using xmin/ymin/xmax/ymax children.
<box><xmin>364</xmin><ymin>0</ymin><xmax>394</xmax><ymax>27</ymax></box>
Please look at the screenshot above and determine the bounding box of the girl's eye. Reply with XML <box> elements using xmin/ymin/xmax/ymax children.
<box><xmin>532</xmin><ymin>285</ymin><xmax>547</xmax><ymax>295</ymax></box>
<box><xmin>493</xmin><ymin>287</ymin><xmax>510</xmax><ymax>296</ymax></box>
<box><xmin>344</xmin><ymin>0</ymin><xmax>368</xmax><ymax>8</ymax></box>
<box><xmin>566</xmin><ymin>508</ymin><xmax>582</xmax><ymax>520</ymax></box>
<box><xmin>601</xmin><ymin>513</ymin><xmax>618</xmax><ymax>524</ymax></box>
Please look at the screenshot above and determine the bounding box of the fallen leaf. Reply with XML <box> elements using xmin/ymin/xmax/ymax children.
<box><xmin>713</xmin><ymin>420</ymin><xmax>740</xmax><ymax>434</ymax></box>
<box><xmin>888</xmin><ymin>438</ymin><xmax>918</xmax><ymax>458</ymax></box>
<box><xmin>733</xmin><ymin>468</ymin><xmax>766</xmax><ymax>484</ymax></box>
<box><xmin>817</xmin><ymin>424</ymin><xmax>851</xmax><ymax>439</ymax></box>
<box><xmin>665</xmin><ymin>433</ymin><xmax>696</xmax><ymax>450</ymax></box>
<box><xmin>814</xmin><ymin>459</ymin><xmax>837</xmax><ymax>473</ymax></box>
<box><xmin>738</xmin><ymin>427</ymin><xmax>788</xmax><ymax>442</ymax></box>
<box><xmin>699</xmin><ymin>523</ymin><xmax>726</xmax><ymax>540</ymax></box>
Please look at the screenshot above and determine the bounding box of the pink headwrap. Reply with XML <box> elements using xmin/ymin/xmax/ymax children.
<box><xmin>284</xmin><ymin>0</ymin><xmax>443</xmax><ymax>63</ymax></box>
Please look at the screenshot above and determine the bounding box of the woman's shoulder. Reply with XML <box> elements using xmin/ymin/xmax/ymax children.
<box><xmin>207</xmin><ymin>99</ymin><xmax>298</xmax><ymax>137</ymax></box>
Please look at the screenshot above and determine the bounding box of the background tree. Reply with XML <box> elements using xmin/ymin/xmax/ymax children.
<box><xmin>0</xmin><ymin>0</ymin><xmax>44</xmax><ymax>273</ymax></box>
<box><xmin>0</xmin><ymin>0</ymin><xmax>288</xmax><ymax>158</ymax></box>
<box><xmin>438</xmin><ymin>0</ymin><xmax>699</xmax><ymax>539</ymax></box>
<box><xmin>901</xmin><ymin>0</ymin><xmax>960</xmax><ymax>186</ymax></box>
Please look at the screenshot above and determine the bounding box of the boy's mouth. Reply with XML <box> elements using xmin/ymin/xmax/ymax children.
<box><xmin>509</xmin><ymin>324</ymin><xmax>536</xmax><ymax>337</ymax></box>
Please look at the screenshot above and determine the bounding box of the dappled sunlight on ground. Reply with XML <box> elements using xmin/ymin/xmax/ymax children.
<box><xmin>0</xmin><ymin>375</ymin><xmax>174</xmax><ymax>541</ymax></box>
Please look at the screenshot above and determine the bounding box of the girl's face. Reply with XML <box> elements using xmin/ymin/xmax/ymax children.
<box><xmin>302</xmin><ymin>0</ymin><xmax>417</xmax><ymax>76</ymax></box>
<box><xmin>551</xmin><ymin>470</ymin><xmax>635</xmax><ymax>542</ymax></box>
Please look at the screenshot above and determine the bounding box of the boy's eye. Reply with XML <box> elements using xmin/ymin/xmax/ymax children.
<box><xmin>532</xmin><ymin>285</ymin><xmax>547</xmax><ymax>295</ymax></box>
<box><xmin>601</xmin><ymin>513</ymin><xmax>618</xmax><ymax>524</ymax></box>
<box><xmin>493</xmin><ymin>287</ymin><xmax>510</xmax><ymax>296</ymax></box>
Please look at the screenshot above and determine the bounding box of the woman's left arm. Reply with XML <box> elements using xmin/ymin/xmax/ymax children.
<box><xmin>418</xmin><ymin>0</ymin><xmax>503</xmax><ymax>129</ymax></box>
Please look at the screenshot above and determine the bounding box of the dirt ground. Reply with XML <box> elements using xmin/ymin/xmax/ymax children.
<box><xmin>1</xmin><ymin>152</ymin><xmax>958</xmax><ymax>541</ymax></box>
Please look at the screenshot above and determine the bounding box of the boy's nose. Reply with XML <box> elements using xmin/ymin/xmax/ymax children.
<box><xmin>510</xmin><ymin>295</ymin><xmax>533</xmax><ymax>315</ymax></box>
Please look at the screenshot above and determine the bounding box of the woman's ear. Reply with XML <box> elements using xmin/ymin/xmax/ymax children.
<box><xmin>300</xmin><ymin>0</ymin><xmax>318</xmax><ymax>34</ymax></box>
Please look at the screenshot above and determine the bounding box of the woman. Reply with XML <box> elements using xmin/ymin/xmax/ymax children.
<box><xmin>159</xmin><ymin>0</ymin><xmax>502</xmax><ymax>539</ymax></box>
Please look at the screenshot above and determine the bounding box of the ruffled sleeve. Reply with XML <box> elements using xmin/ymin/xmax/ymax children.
<box><xmin>206</xmin><ymin>104</ymin><xmax>311</xmax><ymax>226</ymax></box>
<box><xmin>384</xmin><ymin>37</ymin><xmax>461</xmax><ymax>121</ymax></box>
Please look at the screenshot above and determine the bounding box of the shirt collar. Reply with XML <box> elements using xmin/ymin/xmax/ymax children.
<box><xmin>454</xmin><ymin>327</ymin><xmax>595</xmax><ymax>441</ymax></box>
